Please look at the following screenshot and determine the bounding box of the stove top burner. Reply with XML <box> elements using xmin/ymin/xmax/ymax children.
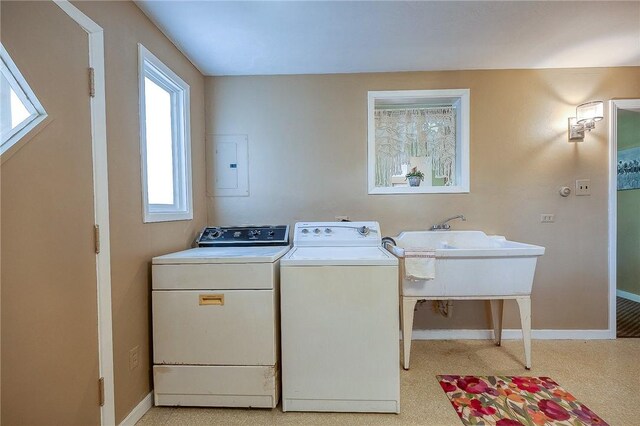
<box><xmin>196</xmin><ymin>225</ymin><xmax>289</xmax><ymax>247</ymax></box>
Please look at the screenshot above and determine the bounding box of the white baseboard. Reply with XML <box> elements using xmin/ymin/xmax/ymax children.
<box><xmin>409</xmin><ymin>328</ymin><xmax>614</xmax><ymax>340</ymax></box>
<box><xmin>617</xmin><ymin>289</ymin><xmax>640</xmax><ymax>303</ymax></box>
<box><xmin>119</xmin><ymin>392</ymin><xmax>153</xmax><ymax>426</ymax></box>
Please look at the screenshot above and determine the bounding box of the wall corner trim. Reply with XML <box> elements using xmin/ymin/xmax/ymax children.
<box><xmin>119</xmin><ymin>392</ymin><xmax>153</xmax><ymax>426</ymax></box>
<box><xmin>408</xmin><ymin>328</ymin><xmax>615</xmax><ymax>340</ymax></box>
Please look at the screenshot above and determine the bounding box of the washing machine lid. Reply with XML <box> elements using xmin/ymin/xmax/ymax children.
<box><xmin>280</xmin><ymin>246</ymin><xmax>398</xmax><ymax>266</ymax></box>
<box><xmin>152</xmin><ymin>246</ymin><xmax>291</xmax><ymax>264</ymax></box>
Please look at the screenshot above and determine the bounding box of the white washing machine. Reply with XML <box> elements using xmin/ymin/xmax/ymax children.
<box><xmin>280</xmin><ymin>221</ymin><xmax>400</xmax><ymax>413</ymax></box>
<box><xmin>151</xmin><ymin>225</ymin><xmax>289</xmax><ymax>408</ymax></box>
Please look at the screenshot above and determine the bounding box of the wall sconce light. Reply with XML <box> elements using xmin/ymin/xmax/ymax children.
<box><xmin>568</xmin><ymin>100</ymin><xmax>604</xmax><ymax>142</ymax></box>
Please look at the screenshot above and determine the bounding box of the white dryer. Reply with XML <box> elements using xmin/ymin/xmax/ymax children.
<box><xmin>280</xmin><ymin>221</ymin><xmax>400</xmax><ymax>413</ymax></box>
<box><xmin>152</xmin><ymin>225</ymin><xmax>289</xmax><ymax>408</ymax></box>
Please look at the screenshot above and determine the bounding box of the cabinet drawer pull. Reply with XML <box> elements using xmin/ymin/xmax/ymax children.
<box><xmin>199</xmin><ymin>294</ymin><xmax>224</xmax><ymax>306</ymax></box>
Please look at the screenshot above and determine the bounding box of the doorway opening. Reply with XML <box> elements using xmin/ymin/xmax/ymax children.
<box><xmin>610</xmin><ymin>99</ymin><xmax>640</xmax><ymax>338</ymax></box>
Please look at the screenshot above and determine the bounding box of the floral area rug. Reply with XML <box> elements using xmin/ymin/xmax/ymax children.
<box><xmin>437</xmin><ymin>375</ymin><xmax>608</xmax><ymax>426</ymax></box>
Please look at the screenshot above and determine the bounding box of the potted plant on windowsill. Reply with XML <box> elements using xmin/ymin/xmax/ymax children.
<box><xmin>405</xmin><ymin>167</ymin><xmax>425</xmax><ymax>187</ymax></box>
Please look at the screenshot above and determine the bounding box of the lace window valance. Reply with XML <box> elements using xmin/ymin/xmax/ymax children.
<box><xmin>374</xmin><ymin>106</ymin><xmax>456</xmax><ymax>187</ymax></box>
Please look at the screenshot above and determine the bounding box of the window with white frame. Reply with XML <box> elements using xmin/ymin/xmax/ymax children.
<box><xmin>367</xmin><ymin>89</ymin><xmax>470</xmax><ymax>194</ymax></box>
<box><xmin>138</xmin><ymin>44</ymin><xmax>192</xmax><ymax>222</ymax></box>
<box><xmin>0</xmin><ymin>44</ymin><xmax>47</xmax><ymax>156</ymax></box>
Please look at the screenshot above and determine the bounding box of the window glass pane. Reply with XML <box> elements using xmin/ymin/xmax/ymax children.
<box><xmin>1</xmin><ymin>69</ymin><xmax>35</xmax><ymax>138</ymax></box>
<box><xmin>144</xmin><ymin>76</ymin><xmax>174</xmax><ymax>205</ymax></box>
<box><xmin>1</xmin><ymin>45</ymin><xmax>47</xmax><ymax>155</ymax></box>
<box><xmin>9</xmin><ymin>87</ymin><xmax>30</xmax><ymax>127</ymax></box>
<box><xmin>139</xmin><ymin>44</ymin><xmax>192</xmax><ymax>222</ymax></box>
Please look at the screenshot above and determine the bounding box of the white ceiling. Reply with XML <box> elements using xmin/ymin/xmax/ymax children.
<box><xmin>135</xmin><ymin>1</ymin><xmax>640</xmax><ymax>76</ymax></box>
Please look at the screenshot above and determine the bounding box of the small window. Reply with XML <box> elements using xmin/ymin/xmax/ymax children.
<box><xmin>367</xmin><ymin>89</ymin><xmax>470</xmax><ymax>194</ymax></box>
<box><xmin>0</xmin><ymin>44</ymin><xmax>47</xmax><ymax>156</ymax></box>
<box><xmin>138</xmin><ymin>44</ymin><xmax>192</xmax><ymax>222</ymax></box>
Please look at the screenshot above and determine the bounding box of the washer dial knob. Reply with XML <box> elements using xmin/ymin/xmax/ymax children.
<box><xmin>358</xmin><ymin>226</ymin><xmax>370</xmax><ymax>236</ymax></box>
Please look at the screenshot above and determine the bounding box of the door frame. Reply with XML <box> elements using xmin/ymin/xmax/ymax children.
<box><xmin>52</xmin><ymin>1</ymin><xmax>115</xmax><ymax>424</ymax></box>
<box><xmin>608</xmin><ymin>98</ymin><xmax>640</xmax><ymax>340</ymax></box>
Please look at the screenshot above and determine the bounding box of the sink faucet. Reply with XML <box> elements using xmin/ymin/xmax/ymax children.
<box><xmin>431</xmin><ymin>215</ymin><xmax>466</xmax><ymax>231</ymax></box>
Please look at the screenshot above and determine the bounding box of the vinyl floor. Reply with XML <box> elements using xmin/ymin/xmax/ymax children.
<box><xmin>137</xmin><ymin>339</ymin><xmax>640</xmax><ymax>425</ymax></box>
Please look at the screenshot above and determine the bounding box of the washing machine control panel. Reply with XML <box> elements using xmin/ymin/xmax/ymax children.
<box><xmin>293</xmin><ymin>221</ymin><xmax>382</xmax><ymax>247</ymax></box>
<box><xmin>197</xmin><ymin>225</ymin><xmax>289</xmax><ymax>247</ymax></box>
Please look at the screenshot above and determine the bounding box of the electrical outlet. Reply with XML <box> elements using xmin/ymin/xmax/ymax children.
<box><xmin>129</xmin><ymin>346</ymin><xmax>140</xmax><ymax>371</ymax></box>
<box><xmin>575</xmin><ymin>179</ymin><xmax>591</xmax><ymax>196</ymax></box>
<box><xmin>540</xmin><ymin>214</ymin><xmax>555</xmax><ymax>223</ymax></box>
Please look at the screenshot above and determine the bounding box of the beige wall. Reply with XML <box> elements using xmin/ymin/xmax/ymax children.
<box><xmin>206</xmin><ymin>67</ymin><xmax>640</xmax><ymax>331</ymax></box>
<box><xmin>70</xmin><ymin>1</ymin><xmax>207</xmax><ymax>422</ymax></box>
<box><xmin>617</xmin><ymin>109</ymin><xmax>640</xmax><ymax>297</ymax></box>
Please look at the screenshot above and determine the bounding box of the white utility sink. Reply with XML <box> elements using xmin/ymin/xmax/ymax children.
<box><xmin>386</xmin><ymin>230</ymin><xmax>545</xmax><ymax>370</ymax></box>
<box><xmin>388</xmin><ymin>231</ymin><xmax>544</xmax><ymax>296</ymax></box>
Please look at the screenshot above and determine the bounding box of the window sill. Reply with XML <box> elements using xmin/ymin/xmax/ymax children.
<box><xmin>143</xmin><ymin>211</ymin><xmax>193</xmax><ymax>223</ymax></box>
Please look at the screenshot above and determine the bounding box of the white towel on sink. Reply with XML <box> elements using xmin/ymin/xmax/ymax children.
<box><xmin>404</xmin><ymin>248</ymin><xmax>436</xmax><ymax>280</ymax></box>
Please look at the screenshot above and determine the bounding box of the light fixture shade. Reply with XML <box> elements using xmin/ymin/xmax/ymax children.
<box><xmin>576</xmin><ymin>101</ymin><xmax>604</xmax><ymax>124</ymax></box>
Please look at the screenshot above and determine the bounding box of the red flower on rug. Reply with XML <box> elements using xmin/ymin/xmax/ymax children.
<box><xmin>539</xmin><ymin>376</ymin><xmax>559</xmax><ymax>389</ymax></box>
<box><xmin>436</xmin><ymin>375</ymin><xmax>609</xmax><ymax>426</ymax></box>
<box><xmin>470</xmin><ymin>398</ymin><xmax>497</xmax><ymax>416</ymax></box>
<box><xmin>456</xmin><ymin>376</ymin><xmax>491</xmax><ymax>394</ymax></box>
<box><xmin>440</xmin><ymin>380</ymin><xmax>457</xmax><ymax>393</ymax></box>
<box><xmin>512</xmin><ymin>376</ymin><xmax>541</xmax><ymax>392</ymax></box>
<box><xmin>538</xmin><ymin>399</ymin><xmax>570</xmax><ymax>421</ymax></box>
